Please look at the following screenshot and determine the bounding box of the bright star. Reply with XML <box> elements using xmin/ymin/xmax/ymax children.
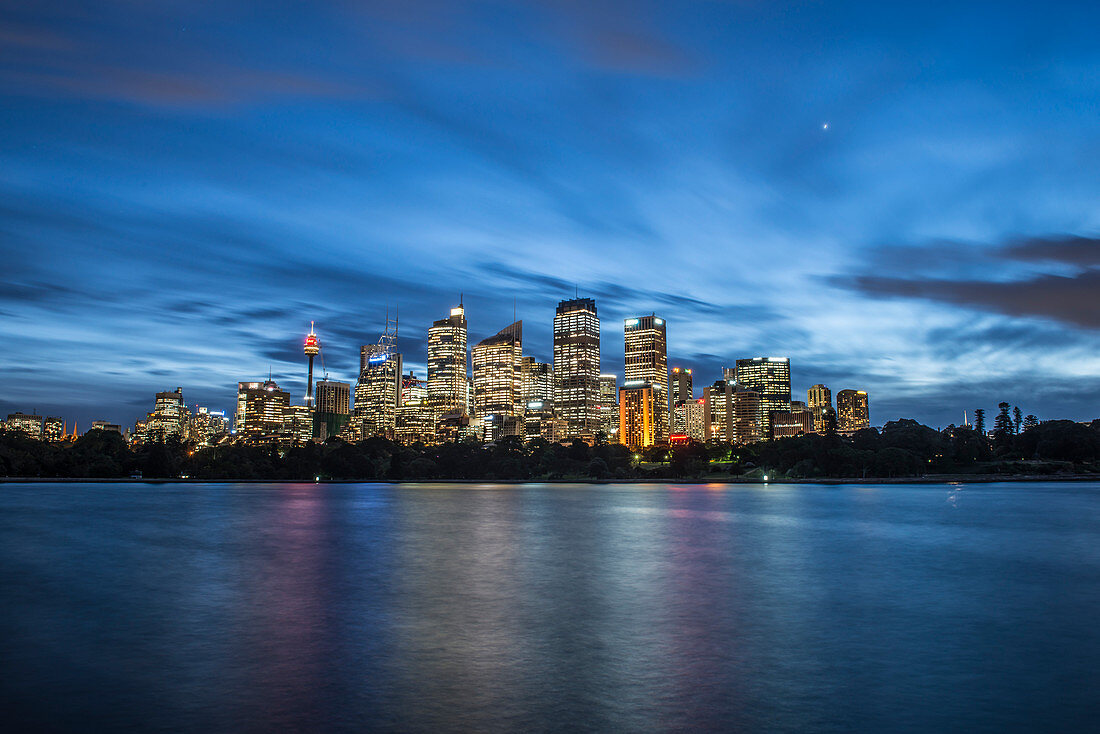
<box><xmin>822</xmin><ymin>122</ymin><xmax>829</xmax><ymax>130</ymax></box>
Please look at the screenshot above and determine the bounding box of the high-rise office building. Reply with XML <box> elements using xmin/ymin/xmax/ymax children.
<box><xmin>732</xmin><ymin>387</ymin><xmax>763</xmax><ymax>445</ymax></box>
<box><xmin>283</xmin><ymin>404</ymin><xmax>314</xmax><ymax>444</ymax></box>
<box><xmin>624</xmin><ymin>315</ymin><xmax>669</xmax><ymax>443</ymax></box>
<box><xmin>146</xmin><ymin>387</ymin><xmax>189</xmax><ymax>441</ymax></box>
<box><xmin>672</xmin><ymin>398</ymin><xmax>706</xmax><ymax>442</ymax></box>
<box><xmin>394</xmin><ymin>372</ymin><xmax>434</xmax><ymax>444</ymax></box>
<box><xmin>473</xmin><ymin>321</ymin><xmax>523</xmax><ymax>439</ymax></box>
<box><xmin>427</xmin><ymin>304</ymin><xmax>469</xmax><ymax>418</ymax></box>
<box><xmin>356</xmin><ymin>350</ymin><xmax>403</xmax><ymax>439</ymax></box>
<box><xmin>314</xmin><ymin>379</ymin><xmax>352</xmax><ymax>440</ymax></box>
<box><xmin>619</xmin><ymin>383</ymin><xmax>656</xmax><ymax>451</ymax></box>
<box><xmin>521</xmin><ymin>357</ymin><xmax>556</xmax><ymax>441</ymax></box>
<box><xmin>553</xmin><ymin>298</ymin><xmax>600</xmax><ymax>441</ymax></box>
<box><xmin>670</xmin><ymin>367</ymin><xmax>693</xmax><ymax>408</ymax></box>
<box><xmin>807</xmin><ymin>384</ymin><xmax>832</xmax><ymax>434</ymax></box>
<box><xmin>703</xmin><ymin>381</ymin><xmax>733</xmax><ymax>442</ymax></box>
<box><xmin>733</xmin><ymin>357</ymin><xmax>791</xmax><ymax>437</ymax></box>
<box><xmin>236</xmin><ymin>380</ymin><xmax>290</xmax><ymax>437</ymax></box>
<box><xmin>316</xmin><ymin>380</ymin><xmax>351</xmax><ymax>415</ymax></box>
<box><xmin>837</xmin><ymin>389</ymin><xmax>870</xmax><ymax>434</ymax></box>
<box><xmin>598</xmin><ymin>373</ymin><xmax>618</xmax><ymax>440</ymax></box>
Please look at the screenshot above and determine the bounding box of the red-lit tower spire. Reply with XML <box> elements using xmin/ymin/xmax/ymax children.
<box><xmin>304</xmin><ymin>321</ymin><xmax>320</xmax><ymax>407</ymax></box>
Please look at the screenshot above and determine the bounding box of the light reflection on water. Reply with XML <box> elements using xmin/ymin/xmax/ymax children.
<box><xmin>1</xmin><ymin>481</ymin><xmax>1098</xmax><ymax>732</ymax></box>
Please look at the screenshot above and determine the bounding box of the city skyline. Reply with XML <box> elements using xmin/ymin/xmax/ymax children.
<box><xmin>0</xmin><ymin>291</ymin><xmax>1062</xmax><ymax>432</ymax></box>
<box><xmin>3</xmin><ymin>2</ymin><xmax>1100</xmax><ymax>428</ymax></box>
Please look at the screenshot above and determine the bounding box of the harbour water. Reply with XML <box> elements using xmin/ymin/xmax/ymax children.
<box><xmin>1</xmin><ymin>481</ymin><xmax>1098</xmax><ymax>732</ymax></box>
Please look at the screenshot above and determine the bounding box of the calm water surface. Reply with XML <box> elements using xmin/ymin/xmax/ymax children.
<box><xmin>1</xmin><ymin>481</ymin><xmax>1098</xmax><ymax>732</ymax></box>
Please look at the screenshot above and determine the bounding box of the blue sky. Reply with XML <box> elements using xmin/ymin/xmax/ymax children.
<box><xmin>2</xmin><ymin>0</ymin><xmax>1099</xmax><ymax>429</ymax></box>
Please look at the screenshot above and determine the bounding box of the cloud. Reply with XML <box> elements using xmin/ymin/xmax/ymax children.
<box><xmin>835</xmin><ymin>233</ymin><xmax>1100</xmax><ymax>328</ymax></box>
<box><xmin>1001</xmin><ymin>235</ymin><xmax>1100</xmax><ymax>267</ymax></box>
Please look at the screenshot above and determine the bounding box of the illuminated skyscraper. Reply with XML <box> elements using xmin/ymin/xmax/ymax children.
<box><xmin>316</xmin><ymin>380</ymin><xmax>351</xmax><ymax>415</ymax></box>
<box><xmin>619</xmin><ymin>383</ymin><xmax>656</xmax><ymax>451</ymax></box>
<box><xmin>837</xmin><ymin>389</ymin><xmax>870</xmax><ymax>434</ymax></box>
<box><xmin>315</xmin><ymin>379</ymin><xmax>351</xmax><ymax>440</ymax></box>
<box><xmin>395</xmin><ymin>372</ymin><xmax>434</xmax><ymax>444</ymax></box>
<box><xmin>521</xmin><ymin>357</ymin><xmax>556</xmax><ymax>441</ymax></box>
<box><xmin>356</xmin><ymin>349</ymin><xmax>403</xmax><ymax>438</ymax></box>
<box><xmin>624</xmin><ymin>315</ymin><xmax>669</xmax><ymax>443</ymax></box>
<box><xmin>807</xmin><ymin>384</ymin><xmax>832</xmax><ymax>433</ymax></box>
<box><xmin>733</xmin><ymin>357</ymin><xmax>791</xmax><ymax>437</ymax></box>
<box><xmin>236</xmin><ymin>380</ymin><xmax>290</xmax><ymax>437</ymax></box>
<box><xmin>283</xmin><ymin>404</ymin><xmax>314</xmax><ymax>443</ymax></box>
<box><xmin>670</xmin><ymin>367</ymin><xmax>693</xmax><ymax>406</ymax></box>
<box><xmin>473</xmin><ymin>321</ymin><xmax>523</xmax><ymax>439</ymax></box>
<box><xmin>703</xmin><ymin>381</ymin><xmax>733</xmax><ymax>442</ymax></box>
<box><xmin>732</xmin><ymin>387</ymin><xmax>763</xmax><ymax>445</ymax></box>
<box><xmin>146</xmin><ymin>387</ymin><xmax>189</xmax><ymax>441</ymax></box>
<box><xmin>598</xmin><ymin>373</ymin><xmax>618</xmax><ymax>440</ymax></box>
<box><xmin>553</xmin><ymin>298</ymin><xmax>600</xmax><ymax>441</ymax></box>
<box><xmin>427</xmin><ymin>304</ymin><xmax>469</xmax><ymax>418</ymax></box>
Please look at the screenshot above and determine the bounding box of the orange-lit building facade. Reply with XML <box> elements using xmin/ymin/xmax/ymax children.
<box><xmin>619</xmin><ymin>383</ymin><xmax>656</xmax><ymax>451</ymax></box>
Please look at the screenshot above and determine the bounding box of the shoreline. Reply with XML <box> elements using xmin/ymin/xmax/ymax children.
<box><xmin>1</xmin><ymin>474</ymin><xmax>1097</xmax><ymax>485</ymax></box>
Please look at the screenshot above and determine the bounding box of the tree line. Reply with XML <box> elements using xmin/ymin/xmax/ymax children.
<box><xmin>1</xmin><ymin>414</ymin><xmax>1098</xmax><ymax>481</ymax></box>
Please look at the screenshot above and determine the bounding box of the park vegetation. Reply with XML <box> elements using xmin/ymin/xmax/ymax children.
<box><xmin>2</xmin><ymin>406</ymin><xmax>1100</xmax><ymax>482</ymax></box>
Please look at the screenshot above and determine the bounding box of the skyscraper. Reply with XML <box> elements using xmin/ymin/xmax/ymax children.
<box><xmin>837</xmin><ymin>389</ymin><xmax>870</xmax><ymax>434</ymax></box>
<box><xmin>146</xmin><ymin>387</ymin><xmax>189</xmax><ymax>441</ymax></box>
<box><xmin>807</xmin><ymin>384</ymin><xmax>832</xmax><ymax>433</ymax></box>
<box><xmin>394</xmin><ymin>372</ymin><xmax>434</xmax><ymax>445</ymax></box>
<box><xmin>598</xmin><ymin>373</ymin><xmax>618</xmax><ymax>440</ymax></box>
<box><xmin>316</xmin><ymin>380</ymin><xmax>351</xmax><ymax>415</ymax></box>
<box><xmin>553</xmin><ymin>298</ymin><xmax>600</xmax><ymax>441</ymax></box>
<box><xmin>236</xmin><ymin>380</ymin><xmax>290</xmax><ymax>438</ymax></box>
<box><xmin>315</xmin><ymin>379</ymin><xmax>351</xmax><ymax>440</ymax></box>
<box><xmin>703</xmin><ymin>381</ymin><xmax>733</xmax><ymax>442</ymax></box>
<box><xmin>619</xmin><ymin>383</ymin><xmax>656</xmax><ymax>451</ymax></box>
<box><xmin>624</xmin><ymin>315</ymin><xmax>669</xmax><ymax>443</ymax></box>
<box><xmin>733</xmin><ymin>357</ymin><xmax>791</xmax><ymax>437</ymax></box>
<box><xmin>356</xmin><ymin>350</ymin><xmax>403</xmax><ymax>438</ymax></box>
<box><xmin>521</xmin><ymin>356</ymin><xmax>556</xmax><ymax>441</ymax></box>
<box><xmin>732</xmin><ymin>387</ymin><xmax>763</xmax><ymax>445</ymax></box>
<box><xmin>427</xmin><ymin>304</ymin><xmax>469</xmax><ymax>418</ymax></box>
<box><xmin>473</xmin><ymin>321</ymin><xmax>523</xmax><ymax>440</ymax></box>
<box><xmin>670</xmin><ymin>367</ymin><xmax>693</xmax><ymax>406</ymax></box>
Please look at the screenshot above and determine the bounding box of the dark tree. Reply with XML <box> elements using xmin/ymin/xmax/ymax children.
<box><xmin>1013</xmin><ymin>406</ymin><xmax>1023</xmax><ymax>435</ymax></box>
<box><xmin>993</xmin><ymin>402</ymin><xmax>1013</xmax><ymax>447</ymax></box>
<box><xmin>1023</xmin><ymin>414</ymin><xmax>1039</xmax><ymax>431</ymax></box>
<box><xmin>973</xmin><ymin>408</ymin><xmax>985</xmax><ymax>435</ymax></box>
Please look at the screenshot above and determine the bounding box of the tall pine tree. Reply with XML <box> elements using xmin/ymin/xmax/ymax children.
<box><xmin>993</xmin><ymin>402</ymin><xmax>1013</xmax><ymax>446</ymax></box>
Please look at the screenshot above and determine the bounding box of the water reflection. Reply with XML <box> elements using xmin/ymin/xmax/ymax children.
<box><xmin>1</xmin><ymin>482</ymin><xmax>1098</xmax><ymax>732</ymax></box>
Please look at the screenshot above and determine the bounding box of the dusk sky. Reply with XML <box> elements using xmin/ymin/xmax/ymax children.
<box><xmin>2</xmin><ymin>0</ymin><xmax>1099</xmax><ymax>430</ymax></box>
